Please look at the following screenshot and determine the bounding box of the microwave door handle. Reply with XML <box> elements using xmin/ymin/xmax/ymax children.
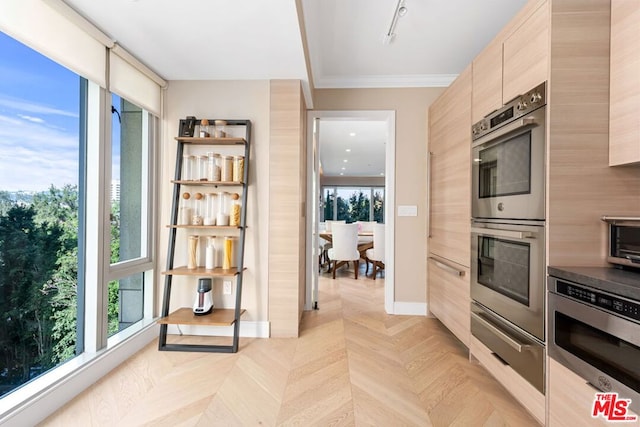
<box><xmin>470</xmin><ymin>227</ymin><xmax>532</xmax><ymax>240</ymax></box>
<box><xmin>471</xmin><ymin>312</ymin><xmax>531</xmax><ymax>353</ymax></box>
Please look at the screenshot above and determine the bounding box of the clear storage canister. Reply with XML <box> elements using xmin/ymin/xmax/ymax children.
<box><xmin>182</xmin><ymin>154</ymin><xmax>194</xmax><ymax>181</ymax></box>
<box><xmin>217</xmin><ymin>191</ymin><xmax>230</xmax><ymax>226</ymax></box>
<box><xmin>221</xmin><ymin>155</ymin><xmax>233</xmax><ymax>182</ymax></box>
<box><xmin>232</xmin><ymin>155</ymin><xmax>244</xmax><ymax>182</ymax></box>
<box><xmin>191</xmin><ymin>192</ymin><xmax>204</xmax><ymax>225</ymax></box>
<box><xmin>180</xmin><ymin>192</ymin><xmax>192</xmax><ymax>225</ymax></box>
<box><xmin>229</xmin><ymin>193</ymin><xmax>241</xmax><ymax>227</ymax></box>
<box><xmin>207</xmin><ymin>152</ymin><xmax>221</xmax><ymax>181</ymax></box>
<box><xmin>197</xmin><ymin>155</ymin><xmax>208</xmax><ymax>181</ymax></box>
<box><xmin>203</xmin><ymin>192</ymin><xmax>218</xmax><ymax>225</ymax></box>
<box><xmin>187</xmin><ymin>235</ymin><xmax>199</xmax><ymax>269</ymax></box>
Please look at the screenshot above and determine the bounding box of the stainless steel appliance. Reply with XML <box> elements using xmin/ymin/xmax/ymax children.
<box><xmin>471</xmin><ymin>82</ymin><xmax>546</xmax><ymax>221</ymax></box>
<box><xmin>548</xmin><ymin>274</ymin><xmax>640</xmax><ymax>413</ymax></box>
<box><xmin>603</xmin><ymin>216</ymin><xmax>640</xmax><ymax>270</ymax></box>
<box><xmin>471</xmin><ymin>301</ymin><xmax>545</xmax><ymax>393</ymax></box>
<box><xmin>471</xmin><ymin>219</ymin><xmax>545</xmax><ymax>341</ymax></box>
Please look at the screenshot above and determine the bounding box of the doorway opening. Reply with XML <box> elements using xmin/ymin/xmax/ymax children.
<box><xmin>305</xmin><ymin>110</ymin><xmax>395</xmax><ymax>313</ymax></box>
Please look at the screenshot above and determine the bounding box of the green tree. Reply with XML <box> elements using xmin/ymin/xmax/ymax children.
<box><xmin>373</xmin><ymin>190</ymin><xmax>384</xmax><ymax>223</ymax></box>
<box><xmin>0</xmin><ymin>205</ymin><xmax>61</xmax><ymax>387</ymax></box>
<box><xmin>348</xmin><ymin>191</ymin><xmax>371</xmax><ymax>222</ymax></box>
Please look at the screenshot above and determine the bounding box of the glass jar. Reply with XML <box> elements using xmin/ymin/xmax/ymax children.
<box><xmin>203</xmin><ymin>192</ymin><xmax>218</xmax><ymax>225</ymax></box>
<box><xmin>187</xmin><ymin>235</ymin><xmax>199</xmax><ymax>269</ymax></box>
<box><xmin>191</xmin><ymin>192</ymin><xmax>204</xmax><ymax>225</ymax></box>
<box><xmin>222</xmin><ymin>236</ymin><xmax>233</xmax><ymax>270</ymax></box>
<box><xmin>196</xmin><ymin>155</ymin><xmax>208</xmax><ymax>181</ymax></box>
<box><xmin>220</xmin><ymin>155</ymin><xmax>233</xmax><ymax>182</ymax></box>
<box><xmin>232</xmin><ymin>155</ymin><xmax>244</xmax><ymax>182</ymax></box>
<box><xmin>217</xmin><ymin>191</ymin><xmax>230</xmax><ymax>226</ymax></box>
<box><xmin>182</xmin><ymin>154</ymin><xmax>193</xmax><ymax>181</ymax></box>
<box><xmin>214</xmin><ymin>119</ymin><xmax>227</xmax><ymax>138</ymax></box>
<box><xmin>180</xmin><ymin>192</ymin><xmax>192</xmax><ymax>225</ymax></box>
<box><xmin>199</xmin><ymin>118</ymin><xmax>210</xmax><ymax>137</ymax></box>
<box><xmin>229</xmin><ymin>193</ymin><xmax>241</xmax><ymax>227</ymax></box>
<box><xmin>205</xmin><ymin>236</ymin><xmax>216</xmax><ymax>270</ymax></box>
<box><xmin>207</xmin><ymin>152</ymin><xmax>221</xmax><ymax>181</ymax></box>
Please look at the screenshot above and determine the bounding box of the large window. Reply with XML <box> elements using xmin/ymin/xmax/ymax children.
<box><xmin>0</xmin><ymin>32</ymin><xmax>82</xmax><ymax>397</ymax></box>
<box><xmin>322</xmin><ymin>186</ymin><xmax>384</xmax><ymax>223</ymax></box>
<box><xmin>0</xmin><ymin>29</ymin><xmax>157</xmax><ymax>401</ymax></box>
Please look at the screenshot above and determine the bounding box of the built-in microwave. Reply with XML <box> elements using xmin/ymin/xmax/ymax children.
<box><xmin>603</xmin><ymin>216</ymin><xmax>640</xmax><ymax>270</ymax></box>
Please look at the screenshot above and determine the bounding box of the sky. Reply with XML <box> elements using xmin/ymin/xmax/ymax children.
<box><xmin>0</xmin><ymin>31</ymin><xmax>122</xmax><ymax>193</ymax></box>
<box><xmin>0</xmin><ymin>32</ymin><xmax>81</xmax><ymax>192</ymax></box>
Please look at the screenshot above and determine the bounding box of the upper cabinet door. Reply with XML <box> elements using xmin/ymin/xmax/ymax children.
<box><xmin>472</xmin><ymin>39</ymin><xmax>503</xmax><ymax>123</ymax></box>
<box><xmin>503</xmin><ymin>1</ymin><xmax>549</xmax><ymax>104</ymax></box>
<box><xmin>609</xmin><ymin>0</ymin><xmax>640</xmax><ymax>166</ymax></box>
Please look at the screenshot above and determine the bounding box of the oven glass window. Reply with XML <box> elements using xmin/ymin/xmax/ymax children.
<box><xmin>477</xmin><ymin>236</ymin><xmax>530</xmax><ymax>305</ymax></box>
<box><xmin>555</xmin><ymin>312</ymin><xmax>640</xmax><ymax>393</ymax></box>
<box><xmin>478</xmin><ymin>131</ymin><xmax>531</xmax><ymax>198</ymax></box>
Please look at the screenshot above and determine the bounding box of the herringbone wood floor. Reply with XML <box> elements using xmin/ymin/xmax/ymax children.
<box><xmin>42</xmin><ymin>266</ymin><xmax>540</xmax><ymax>426</ymax></box>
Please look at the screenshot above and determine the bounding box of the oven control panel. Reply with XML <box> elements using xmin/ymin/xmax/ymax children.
<box><xmin>472</xmin><ymin>81</ymin><xmax>547</xmax><ymax>141</ymax></box>
<box><xmin>556</xmin><ymin>280</ymin><xmax>640</xmax><ymax>322</ymax></box>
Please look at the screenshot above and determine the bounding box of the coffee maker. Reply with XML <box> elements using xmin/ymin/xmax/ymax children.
<box><xmin>193</xmin><ymin>278</ymin><xmax>213</xmax><ymax>315</ymax></box>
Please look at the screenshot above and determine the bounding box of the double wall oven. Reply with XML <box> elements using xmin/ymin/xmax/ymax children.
<box><xmin>470</xmin><ymin>82</ymin><xmax>547</xmax><ymax>393</ymax></box>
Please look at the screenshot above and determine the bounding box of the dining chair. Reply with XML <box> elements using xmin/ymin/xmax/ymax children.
<box><xmin>355</xmin><ymin>221</ymin><xmax>375</xmax><ymax>245</ymax></box>
<box><xmin>365</xmin><ymin>223</ymin><xmax>385</xmax><ymax>279</ymax></box>
<box><xmin>327</xmin><ymin>223</ymin><xmax>360</xmax><ymax>279</ymax></box>
<box><xmin>321</xmin><ymin>220</ymin><xmax>345</xmax><ymax>268</ymax></box>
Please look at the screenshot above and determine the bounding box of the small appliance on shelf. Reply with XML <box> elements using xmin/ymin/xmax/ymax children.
<box><xmin>193</xmin><ymin>278</ymin><xmax>213</xmax><ymax>315</ymax></box>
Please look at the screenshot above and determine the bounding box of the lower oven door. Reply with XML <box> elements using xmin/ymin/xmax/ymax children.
<box><xmin>548</xmin><ymin>289</ymin><xmax>640</xmax><ymax>414</ymax></box>
<box><xmin>471</xmin><ymin>302</ymin><xmax>545</xmax><ymax>393</ymax></box>
<box><xmin>471</xmin><ymin>220</ymin><xmax>545</xmax><ymax>341</ymax></box>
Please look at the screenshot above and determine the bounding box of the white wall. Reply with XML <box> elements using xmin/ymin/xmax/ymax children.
<box><xmin>160</xmin><ymin>80</ymin><xmax>270</xmax><ymax>333</ymax></box>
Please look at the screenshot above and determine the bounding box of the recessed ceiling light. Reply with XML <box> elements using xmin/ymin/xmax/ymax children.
<box><xmin>345</xmin><ymin>148</ymin><xmax>351</xmax><ymax>152</ymax></box>
<box><xmin>340</xmin><ymin>173</ymin><xmax>344</xmax><ymax>176</ymax></box>
<box><xmin>349</xmin><ymin>132</ymin><xmax>356</xmax><ymax>137</ymax></box>
<box><xmin>343</xmin><ymin>159</ymin><xmax>348</xmax><ymax>163</ymax></box>
<box><xmin>380</xmin><ymin>172</ymin><xmax>385</xmax><ymax>176</ymax></box>
<box><xmin>341</xmin><ymin>167</ymin><xmax>346</xmax><ymax>170</ymax></box>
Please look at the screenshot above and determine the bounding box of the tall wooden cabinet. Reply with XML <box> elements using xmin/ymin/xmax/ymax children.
<box><xmin>609</xmin><ymin>0</ymin><xmax>640</xmax><ymax>166</ymax></box>
<box><xmin>427</xmin><ymin>66</ymin><xmax>472</xmax><ymax>348</ymax></box>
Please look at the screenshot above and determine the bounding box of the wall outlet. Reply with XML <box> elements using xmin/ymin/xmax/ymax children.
<box><xmin>223</xmin><ymin>281</ymin><xmax>232</xmax><ymax>295</ymax></box>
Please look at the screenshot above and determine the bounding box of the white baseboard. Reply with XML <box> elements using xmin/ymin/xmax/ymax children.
<box><xmin>393</xmin><ymin>301</ymin><xmax>428</xmax><ymax>316</ymax></box>
<box><xmin>166</xmin><ymin>321</ymin><xmax>270</xmax><ymax>338</ymax></box>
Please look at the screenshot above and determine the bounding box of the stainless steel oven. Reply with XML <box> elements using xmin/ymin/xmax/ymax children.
<box><xmin>548</xmin><ymin>275</ymin><xmax>640</xmax><ymax>413</ymax></box>
<box><xmin>472</xmin><ymin>82</ymin><xmax>546</xmax><ymax>221</ymax></box>
<box><xmin>471</xmin><ymin>219</ymin><xmax>545</xmax><ymax>341</ymax></box>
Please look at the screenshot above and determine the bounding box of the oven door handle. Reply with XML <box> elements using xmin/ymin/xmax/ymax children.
<box><xmin>471</xmin><ymin>311</ymin><xmax>532</xmax><ymax>353</ymax></box>
<box><xmin>471</xmin><ymin>227</ymin><xmax>532</xmax><ymax>240</ymax></box>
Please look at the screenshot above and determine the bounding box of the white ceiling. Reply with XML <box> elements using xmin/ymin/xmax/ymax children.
<box><xmin>63</xmin><ymin>0</ymin><xmax>528</xmax><ymax>177</ymax></box>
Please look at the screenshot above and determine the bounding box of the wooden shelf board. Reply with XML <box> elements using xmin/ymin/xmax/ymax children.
<box><xmin>157</xmin><ymin>307</ymin><xmax>245</xmax><ymax>326</ymax></box>
<box><xmin>172</xmin><ymin>180</ymin><xmax>244</xmax><ymax>186</ymax></box>
<box><xmin>175</xmin><ymin>137</ymin><xmax>245</xmax><ymax>145</ymax></box>
<box><xmin>166</xmin><ymin>225</ymin><xmax>243</xmax><ymax>230</ymax></box>
<box><xmin>162</xmin><ymin>266</ymin><xmax>245</xmax><ymax>276</ymax></box>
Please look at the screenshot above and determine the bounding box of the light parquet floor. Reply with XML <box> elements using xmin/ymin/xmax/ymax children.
<box><xmin>42</xmin><ymin>265</ymin><xmax>540</xmax><ymax>426</ymax></box>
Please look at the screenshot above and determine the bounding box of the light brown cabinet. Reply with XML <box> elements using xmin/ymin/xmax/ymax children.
<box><xmin>471</xmin><ymin>39</ymin><xmax>503</xmax><ymax>123</ymax></box>
<box><xmin>609</xmin><ymin>0</ymin><xmax>640</xmax><ymax>166</ymax></box>
<box><xmin>548</xmin><ymin>358</ymin><xmax>638</xmax><ymax>426</ymax></box>
<box><xmin>427</xmin><ymin>256</ymin><xmax>470</xmax><ymax>347</ymax></box>
<box><xmin>502</xmin><ymin>0</ymin><xmax>549</xmax><ymax>104</ymax></box>
<box><xmin>427</xmin><ymin>66</ymin><xmax>472</xmax><ymax>347</ymax></box>
<box><xmin>428</xmin><ymin>66</ymin><xmax>472</xmax><ymax>269</ymax></box>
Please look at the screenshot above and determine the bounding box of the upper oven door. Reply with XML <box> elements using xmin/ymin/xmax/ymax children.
<box><xmin>472</xmin><ymin>106</ymin><xmax>546</xmax><ymax>220</ymax></box>
<box><xmin>471</xmin><ymin>220</ymin><xmax>545</xmax><ymax>341</ymax></box>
